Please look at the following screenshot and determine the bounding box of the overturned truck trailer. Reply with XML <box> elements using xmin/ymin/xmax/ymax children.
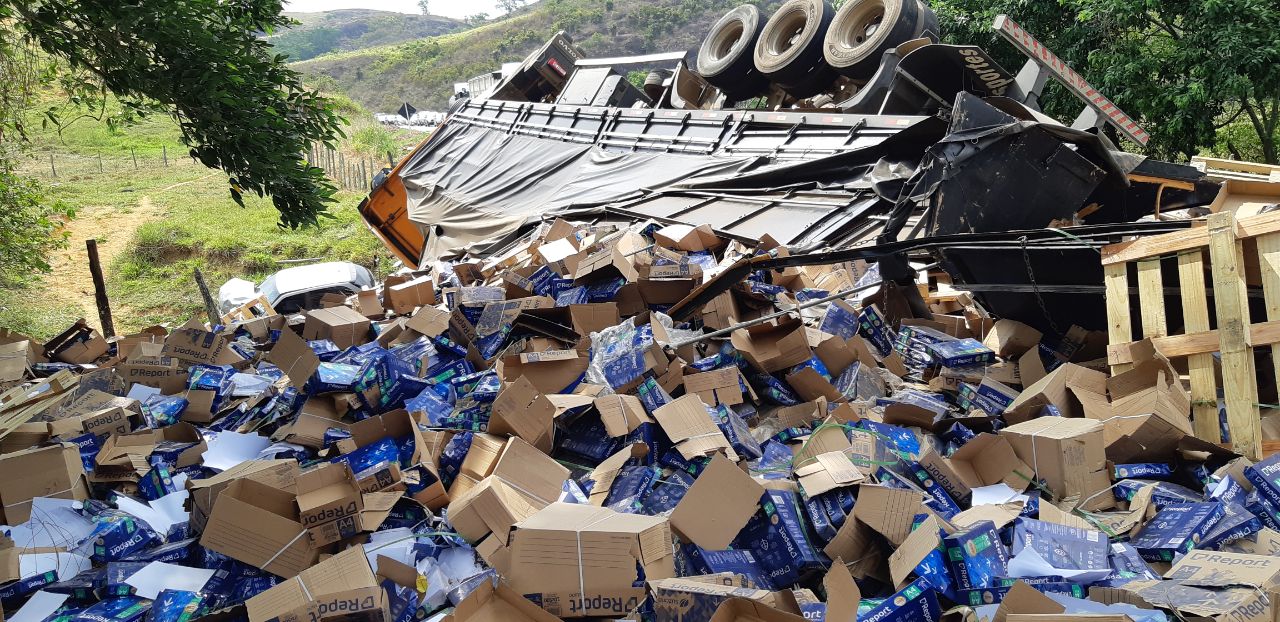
<box><xmin>359</xmin><ymin>3</ymin><xmax>1219</xmax><ymax>337</ymax></box>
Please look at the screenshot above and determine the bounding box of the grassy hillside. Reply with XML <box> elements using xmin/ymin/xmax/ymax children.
<box><xmin>0</xmin><ymin>96</ymin><xmax>422</xmax><ymax>339</ymax></box>
<box><xmin>270</xmin><ymin>9</ymin><xmax>465</xmax><ymax>61</ymax></box>
<box><xmin>293</xmin><ymin>0</ymin><xmax>784</xmax><ymax>113</ymax></box>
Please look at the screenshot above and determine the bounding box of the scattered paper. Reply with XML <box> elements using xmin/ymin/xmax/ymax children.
<box><xmin>364</xmin><ymin>527</ymin><xmax>416</xmax><ymax>570</ymax></box>
<box><xmin>9</xmin><ymin>591</ymin><xmax>70</xmax><ymax>622</ymax></box>
<box><xmin>258</xmin><ymin>441</ymin><xmax>306</xmax><ymax>459</ymax></box>
<box><xmin>114</xmin><ymin>488</ymin><xmax>189</xmax><ymax>537</ymax></box>
<box><xmin>125</xmin><ymin>561</ymin><xmax>215</xmax><ymax>599</ymax></box>
<box><xmin>19</xmin><ymin>552</ymin><xmax>92</xmax><ymax>582</ymax></box>
<box><xmin>3</xmin><ymin>497</ymin><xmax>96</xmax><ymax>549</ymax></box>
<box><xmin>200</xmin><ymin>431</ymin><xmax>271</xmax><ymax>471</ymax></box>
<box><xmin>1007</xmin><ymin>545</ymin><xmax>1111</xmax><ymax>583</ymax></box>
<box><xmin>970</xmin><ymin>483</ymin><xmax>1029</xmax><ymax>507</ymax></box>
<box><xmin>126</xmin><ymin>384</ymin><xmax>161</xmax><ymax>402</ymax></box>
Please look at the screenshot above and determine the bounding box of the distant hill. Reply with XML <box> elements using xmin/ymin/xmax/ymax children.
<box><xmin>291</xmin><ymin>0</ymin><xmax>785</xmax><ymax>114</ymax></box>
<box><xmin>270</xmin><ymin>9</ymin><xmax>465</xmax><ymax>61</ymax></box>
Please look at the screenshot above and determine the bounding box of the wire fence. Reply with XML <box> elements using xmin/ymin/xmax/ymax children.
<box><xmin>11</xmin><ymin>143</ymin><xmax>395</xmax><ymax>194</ymax></box>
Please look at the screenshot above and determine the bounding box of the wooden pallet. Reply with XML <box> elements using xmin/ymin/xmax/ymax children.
<box><xmin>1102</xmin><ymin>211</ymin><xmax>1280</xmax><ymax>460</ymax></box>
<box><xmin>220</xmin><ymin>294</ymin><xmax>277</xmax><ymax>325</ymax></box>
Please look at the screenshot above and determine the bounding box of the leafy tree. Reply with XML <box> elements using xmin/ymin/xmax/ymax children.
<box><xmin>497</xmin><ymin>0</ymin><xmax>527</xmax><ymax>15</ymax></box>
<box><xmin>931</xmin><ymin>0</ymin><xmax>1280</xmax><ymax>162</ymax></box>
<box><xmin>467</xmin><ymin>13</ymin><xmax>490</xmax><ymax>26</ymax></box>
<box><xmin>0</xmin><ymin>170</ymin><xmax>72</xmax><ymax>286</ymax></box>
<box><xmin>1</xmin><ymin>0</ymin><xmax>345</xmax><ymax>235</ymax></box>
<box><xmin>418</xmin><ymin>0</ymin><xmax>430</xmax><ymax>15</ymax></box>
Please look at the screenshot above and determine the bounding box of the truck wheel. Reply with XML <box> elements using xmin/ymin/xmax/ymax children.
<box><xmin>696</xmin><ymin>5</ymin><xmax>768</xmax><ymax>99</ymax></box>
<box><xmin>824</xmin><ymin>0</ymin><xmax>938</xmax><ymax>80</ymax></box>
<box><xmin>753</xmin><ymin>0</ymin><xmax>836</xmax><ymax>97</ymax></box>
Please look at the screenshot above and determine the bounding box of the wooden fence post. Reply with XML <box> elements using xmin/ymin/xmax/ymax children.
<box><xmin>86</xmin><ymin>239</ymin><xmax>115</xmax><ymax>338</ymax></box>
<box><xmin>131</xmin><ymin>148</ymin><xmax>138</xmax><ymax>169</ymax></box>
<box><xmin>193</xmin><ymin>268</ymin><xmax>221</xmax><ymax>328</ymax></box>
<box><xmin>163</xmin><ymin>145</ymin><xmax>168</xmax><ymax>167</ymax></box>
<box><xmin>49</xmin><ymin>153</ymin><xmax>56</xmax><ymax>178</ymax></box>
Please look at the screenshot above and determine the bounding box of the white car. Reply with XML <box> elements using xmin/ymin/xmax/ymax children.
<box><xmin>218</xmin><ymin>261</ymin><xmax>375</xmax><ymax>315</ymax></box>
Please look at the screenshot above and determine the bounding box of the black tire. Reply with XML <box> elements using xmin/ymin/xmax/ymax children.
<box><xmin>696</xmin><ymin>5</ymin><xmax>769</xmax><ymax>99</ymax></box>
<box><xmin>753</xmin><ymin>0</ymin><xmax>837</xmax><ymax>98</ymax></box>
<box><xmin>824</xmin><ymin>0</ymin><xmax>939</xmax><ymax>80</ymax></box>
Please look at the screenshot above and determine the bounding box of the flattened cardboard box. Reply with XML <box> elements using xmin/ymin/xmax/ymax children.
<box><xmin>0</xmin><ymin>443</ymin><xmax>90</xmax><ymax>524</ymax></box>
<box><xmin>507</xmin><ymin>503</ymin><xmax>675</xmax><ymax>618</ymax></box>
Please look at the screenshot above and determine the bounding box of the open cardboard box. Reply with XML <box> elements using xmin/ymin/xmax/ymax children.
<box><xmin>201</xmin><ymin>477</ymin><xmax>322</xmax><ymax>577</ymax></box>
<box><xmin>506</xmin><ymin>502</ymin><xmax>675</xmax><ymax>618</ymax></box>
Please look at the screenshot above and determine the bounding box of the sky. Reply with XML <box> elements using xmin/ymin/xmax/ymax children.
<box><xmin>284</xmin><ymin>0</ymin><xmax>504</xmax><ymax>20</ymax></box>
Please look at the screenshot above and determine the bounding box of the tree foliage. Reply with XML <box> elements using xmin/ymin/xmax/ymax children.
<box><xmin>932</xmin><ymin>0</ymin><xmax>1280</xmax><ymax>162</ymax></box>
<box><xmin>0</xmin><ymin>171</ymin><xmax>72</xmax><ymax>286</ymax></box>
<box><xmin>2</xmin><ymin>0</ymin><xmax>346</xmax><ymax>228</ymax></box>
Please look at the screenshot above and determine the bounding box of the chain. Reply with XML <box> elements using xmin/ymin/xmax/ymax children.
<box><xmin>1021</xmin><ymin>235</ymin><xmax>1063</xmax><ymax>338</ymax></box>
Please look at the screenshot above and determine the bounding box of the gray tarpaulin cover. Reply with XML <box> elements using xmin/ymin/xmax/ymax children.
<box><xmin>398</xmin><ymin>122</ymin><xmax>752</xmax><ymax>259</ymax></box>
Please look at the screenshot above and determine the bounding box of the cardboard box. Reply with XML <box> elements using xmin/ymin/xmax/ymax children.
<box><xmin>653</xmin><ymin>224</ymin><xmax>723</xmax><ymax>252</ymax></box>
<box><xmin>245</xmin><ymin>547</ymin><xmax>378</xmax><ymax>622</ymax></box>
<box><xmin>446</xmin><ymin>580</ymin><xmax>564</xmax><ymax>622</ymax></box>
<box><xmin>0</xmin><ymin>443</ymin><xmax>90</xmax><ymax>524</ymax></box>
<box><xmin>295</xmin><ymin>462</ymin><xmax>365</xmax><ymax>529</ymax></box>
<box><xmin>200</xmin><ymin>478</ymin><xmax>321</xmax><ymax>577</ymax></box>
<box><xmin>446</xmin><ymin>436</ymin><xmax>568</xmax><ymax>543</ymax></box>
<box><xmin>488</xmin><ymin>376</ymin><xmax>556</xmax><ymax>452</ymax></box>
<box><xmin>44</xmin><ymin>320</ymin><xmax>109</xmax><ymax>364</ymax></box>
<box><xmin>684</xmin><ymin>368</ymin><xmax>745</xmax><ymax>407</ymax></box>
<box><xmin>982</xmin><ymin>319</ymin><xmax>1042</xmax><ymax>358</ymax></box>
<box><xmin>186</xmin><ymin>459</ymin><xmax>299</xmax><ymax>535</ymax></box>
<box><xmin>161</xmin><ymin>328</ymin><xmax>238</xmax><ymax>366</ymax></box>
<box><xmin>652</xmin><ymin>394</ymin><xmax>735</xmax><ymax>461</ymax></box>
<box><xmin>386</xmin><ymin>275</ymin><xmax>436</xmax><ymax>316</ymax></box>
<box><xmin>671</xmin><ymin>454</ymin><xmax>765</xmax><ymax>550</ymax></box>
<box><xmin>507</xmin><ymin>503</ymin><xmax>675</xmax><ymax>618</ymax></box>
<box><xmin>1003</xmin><ymin>363</ymin><xmax>1107</xmax><ymax>423</ymax></box>
<box><xmin>918</xmin><ymin>434</ymin><xmax>1032</xmax><ymax>504</ymax></box>
<box><xmin>306</xmin><ymin>491</ymin><xmax>398</xmax><ymax>547</ymax></box>
<box><xmin>117</xmin><ymin>343</ymin><xmax>189</xmax><ymax>394</ymax></box>
<box><xmin>1000</xmin><ymin>417</ymin><xmax>1111</xmax><ymax>510</ymax></box>
<box><xmin>594</xmin><ymin>394</ymin><xmax>653</xmax><ymax>437</ymax></box>
<box><xmin>650</xmin><ymin>579</ymin><xmax>781</xmax><ymax>622</ymax></box>
<box><xmin>497</xmin><ymin>350</ymin><xmax>589</xmax><ymax>395</ymax></box>
<box><xmin>266</xmin><ymin>329</ymin><xmax>321</xmax><ymax>390</ymax></box>
<box><xmin>303</xmin><ymin>306</ymin><xmax>371</xmax><ymax>349</ymax></box>
<box><xmin>731</xmin><ymin>319</ymin><xmax>810</xmax><ymax>374</ymax></box>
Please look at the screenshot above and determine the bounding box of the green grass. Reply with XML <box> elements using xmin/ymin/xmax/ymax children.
<box><xmin>2</xmin><ymin>99</ymin><xmax>418</xmax><ymax>339</ymax></box>
<box><xmin>110</xmin><ymin>175</ymin><xmax>394</xmax><ymax>331</ymax></box>
<box><xmin>0</xmin><ymin>288</ymin><xmax>83</xmax><ymax>339</ymax></box>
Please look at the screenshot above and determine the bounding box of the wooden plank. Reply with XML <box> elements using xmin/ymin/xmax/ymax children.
<box><xmin>1101</xmin><ymin>210</ymin><xmax>1280</xmax><ymax>265</ymax></box>
<box><xmin>1104</xmin><ymin>262</ymin><xmax>1134</xmax><ymax>374</ymax></box>
<box><xmin>1258</xmin><ymin>232</ymin><xmax>1280</xmax><ymax>401</ymax></box>
<box><xmin>1107</xmin><ymin>319</ymin><xmax>1280</xmax><ymax>364</ymax></box>
<box><xmin>1207</xmin><ymin>212</ymin><xmax>1261</xmax><ymax>460</ymax></box>
<box><xmin>1177</xmin><ymin>249</ymin><xmax>1220</xmax><ymax>444</ymax></box>
<box><xmin>1136</xmin><ymin>258</ymin><xmax>1167</xmax><ymax>338</ymax></box>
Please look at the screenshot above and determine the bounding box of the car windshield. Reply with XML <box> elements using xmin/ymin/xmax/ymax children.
<box><xmin>259</xmin><ymin>274</ymin><xmax>281</xmax><ymax>304</ymax></box>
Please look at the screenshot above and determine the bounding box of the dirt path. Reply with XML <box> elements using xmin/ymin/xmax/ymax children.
<box><xmin>42</xmin><ymin>195</ymin><xmax>166</xmax><ymax>324</ymax></box>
